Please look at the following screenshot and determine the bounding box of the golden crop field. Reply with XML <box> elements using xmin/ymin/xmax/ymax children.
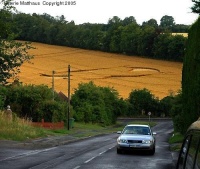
<box><xmin>172</xmin><ymin>33</ymin><xmax>188</xmax><ymax>37</ymax></box>
<box><xmin>18</xmin><ymin>42</ymin><xmax>183</xmax><ymax>99</ymax></box>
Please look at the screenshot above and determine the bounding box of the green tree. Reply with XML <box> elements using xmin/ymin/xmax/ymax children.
<box><xmin>160</xmin><ymin>15</ymin><xmax>175</xmax><ymax>31</ymax></box>
<box><xmin>5</xmin><ymin>84</ymin><xmax>52</xmax><ymax>119</ymax></box>
<box><xmin>12</xmin><ymin>13</ymin><xmax>45</xmax><ymax>42</ymax></box>
<box><xmin>110</xmin><ymin>26</ymin><xmax>123</xmax><ymax>53</ymax></box>
<box><xmin>4</xmin><ymin>84</ymin><xmax>69</xmax><ymax>122</ymax></box>
<box><xmin>71</xmin><ymin>82</ymin><xmax>106</xmax><ymax>123</ymax></box>
<box><xmin>160</xmin><ymin>95</ymin><xmax>175</xmax><ymax>117</ymax></box>
<box><xmin>64</xmin><ymin>21</ymin><xmax>76</xmax><ymax>47</ymax></box>
<box><xmin>120</xmin><ymin>23</ymin><xmax>141</xmax><ymax>54</ymax></box>
<box><xmin>142</xmin><ymin>19</ymin><xmax>158</xmax><ymax>29</ymax></box>
<box><xmin>0</xmin><ymin>39</ymin><xmax>33</xmax><ymax>85</ymax></box>
<box><xmin>181</xmin><ymin>17</ymin><xmax>200</xmax><ymax>133</ymax></box>
<box><xmin>108</xmin><ymin>16</ymin><xmax>122</xmax><ymax>25</ymax></box>
<box><xmin>122</xmin><ymin>16</ymin><xmax>137</xmax><ymax>26</ymax></box>
<box><xmin>152</xmin><ymin>33</ymin><xmax>186</xmax><ymax>61</ymax></box>
<box><xmin>0</xmin><ymin>6</ymin><xmax>12</xmax><ymax>38</ymax></box>
<box><xmin>170</xmin><ymin>91</ymin><xmax>183</xmax><ymax>132</ymax></box>
<box><xmin>71</xmin><ymin>81</ymin><xmax>123</xmax><ymax>125</ymax></box>
<box><xmin>38</xmin><ymin>100</ymin><xmax>67</xmax><ymax>122</ymax></box>
<box><xmin>137</xmin><ymin>25</ymin><xmax>157</xmax><ymax>57</ymax></box>
<box><xmin>0</xmin><ymin>86</ymin><xmax>7</xmax><ymax>110</ymax></box>
<box><xmin>83</xmin><ymin>24</ymin><xmax>105</xmax><ymax>50</ymax></box>
<box><xmin>104</xmin><ymin>16</ymin><xmax>123</xmax><ymax>52</ymax></box>
<box><xmin>191</xmin><ymin>0</ymin><xmax>200</xmax><ymax>14</ymax></box>
<box><xmin>128</xmin><ymin>88</ymin><xmax>158</xmax><ymax>116</ymax></box>
<box><xmin>12</xmin><ymin>13</ymin><xmax>32</xmax><ymax>40</ymax></box>
<box><xmin>71</xmin><ymin>26</ymin><xmax>85</xmax><ymax>48</ymax></box>
<box><xmin>0</xmin><ymin>0</ymin><xmax>33</xmax><ymax>84</ymax></box>
<box><xmin>172</xmin><ymin>24</ymin><xmax>190</xmax><ymax>33</ymax></box>
<box><xmin>152</xmin><ymin>33</ymin><xmax>172</xmax><ymax>59</ymax></box>
<box><xmin>167</xmin><ymin>35</ymin><xmax>187</xmax><ymax>61</ymax></box>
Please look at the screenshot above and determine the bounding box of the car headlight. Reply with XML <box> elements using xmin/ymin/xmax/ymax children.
<box><xmin>142</xmin><ymin>140</ymin><xmax>152</xmax><ymax>144</ymax></box>
<box><xmin>117</xmin><ymin>138</ymin><xmax>128</xmax><ymax>143</ymax></box>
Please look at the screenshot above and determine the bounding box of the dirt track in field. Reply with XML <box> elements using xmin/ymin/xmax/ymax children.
<box><xmin>18</xmin><ymin>42</ymin><xmax>182</xmax><ymax>99</ymax></box>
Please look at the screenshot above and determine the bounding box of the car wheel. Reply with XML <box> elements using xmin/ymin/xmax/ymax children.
<box><xmin>149</xmin><ymin>147</ymin><xmax>155</xmax><ymax>155</ymax></box>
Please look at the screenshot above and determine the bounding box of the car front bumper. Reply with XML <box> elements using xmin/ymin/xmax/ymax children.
<box><xmin>117</xmin><ymin>143</ymin><xmax>155</xmax><ymax>151</ymax></box>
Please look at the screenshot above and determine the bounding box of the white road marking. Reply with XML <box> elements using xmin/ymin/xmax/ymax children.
<box><xmin>109</xmin><ymin>146</ymin><xmax>115</xmax><ymax>150</ymax></box>
<box><xmin>84</xmin><ymin>157</ymin><xmax>96</xmax><ymax>163</ymax></box>
<box><xmin>99</xmin><ymin>150</ymin><xmax>106</xmax><ymax>155</ymax></box>
<box><xmin>0</xmin><ymin>147</ymin><xmax>56</xmax><ymax>162</ymax></box>
<box><xmin>73</xmin><ymin>166</ymin><xmax>80</xmax><ymax>169</ymax></box>
<box><xmin>84</xmin><ymin>145</ymin><xmax>115</xmax><ymax>164</ymax></box>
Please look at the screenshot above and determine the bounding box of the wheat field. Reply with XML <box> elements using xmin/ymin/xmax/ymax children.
<box><xmin>172</xmin><ymin>33</ymin><xmax>188</xmax><ymax>37</ymax></box>
<box><xmin>18</xmin><ymin>42</ymin><xmax>183</xmax><ymax>99</ymax></box>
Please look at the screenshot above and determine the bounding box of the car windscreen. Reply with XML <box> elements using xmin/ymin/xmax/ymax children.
<box><xmin>122</xmin><ymin>126</ymin><xmax>151</xmax><ymax>135</ymax></box>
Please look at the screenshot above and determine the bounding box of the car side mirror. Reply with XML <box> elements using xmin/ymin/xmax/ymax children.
<box><xmin>153</xmin><ymin>132</ymin><xmax>157</xmax><ymax>135</ymax></box>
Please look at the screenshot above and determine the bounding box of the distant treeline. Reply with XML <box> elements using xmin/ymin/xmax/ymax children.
<box><xmin>10</xmin><ymin>13</ymin><xmax>189</xmax><ymax>61</ymax></box>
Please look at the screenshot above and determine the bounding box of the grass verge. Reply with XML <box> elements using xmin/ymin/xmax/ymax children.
<box><xmin>0</xmin><ymin>112</ymin><xmax>47</xmax><ymax>141</ymax></box>
<box><xmin>0</xmin><ymin>112</ymin><xmax>157</xmax><ymax>141</ymax></box>
<box><xmin>169</xmin><ymin>132</ymin><xmax>184</xmax><ymax>151</ymax></box>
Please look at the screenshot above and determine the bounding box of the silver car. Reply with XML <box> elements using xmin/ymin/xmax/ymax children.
<box><xmin>117</xmin><ymin>124</ymin><xmax>156</xmax><ymax>155</ymax></box>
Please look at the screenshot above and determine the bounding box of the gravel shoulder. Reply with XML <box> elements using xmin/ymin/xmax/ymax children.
<box><xmin>0</xmin><ymin>134</ymin><xmax>91</xmax><ymax>150</ymax></box>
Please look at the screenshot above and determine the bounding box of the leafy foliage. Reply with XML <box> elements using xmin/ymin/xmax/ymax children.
<box><xmin>0</xmin><ymin>0</ymin><xmax>33</xmax><ymax>85</ymax></box>
<box><xmin>170</xmin><ymin>17</ymin><xmax>200</xmax><ymax>134</ymax></box>
<box><xmin>191</xmin><ymin>0</ymin><xmax>200</xmax><ymax>14</ymax></box>
<box><xmin>159</xmin><ymin>95</ymin><xmax>175</xmax><ymax>117</ymax></box>
<box><xmin>127</xmin><ymin>88</ymin><xmax>160</xmax><ymax>116</ymax></box>
<box><xmin>0</xmin><ymin>82</ymin><xmax>180</xmax><ymax>126</ymax></box>
<box><xmin>142</xmin><ymin>19</ymin><xmax>158</xmax><ymax>29</ymax></box>
<box><xmin>1</xmin><ymin>1</ymin><xmax>195</xmax><ymax>129</ymax></box>
<box><xmin>0</xmin><ymin>40</ymin><xmax>33</xmax><ymax>84</ymax></box>
<box><xmin>181</xmin><ymin>17</ymin><xmax>200</xmax><ymax>133</ymax></box>
<box><xmin>6</xmin><ymin>13</ymin><xmax>190</xmax><ymax>62</ymax></box>
<box><xmin>71</xmin><ymin>81</ymin><xmax>124</xmax><ymax>125</ymax></box>
<box><xmin>0</xmin><ymin>84</ymin><xmax>69</xmax><ymax>123</ymax></box>
<box><xmin>160</xmin><ymin>15</ymin><xmax>175</xmax><ymax>31</ymax></box>
<box><xmin>153</xmin><ymin>33</ymin><xmax>186</xmax><ymax>61</ymax></box>
<box><xmin>137</xmin><ymin>25</ymin><xmax>159</xmax><ymax>57</ymax></box>
<box><xmin>37</xmin><ymin>100</ymin><xmax>68</xmax><ymax>123</ymax></box>
<box><xmin>170</xmin><ymin>91</ymin><xmax>184</xmax><ymax>133</ymax></box>
<box><xmin>0</xmin><ymin>86</ymin><xmax>7</xmax><ymax>109</ymax></box>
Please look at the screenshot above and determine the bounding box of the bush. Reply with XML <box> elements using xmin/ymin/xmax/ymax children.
<box><xmin>36</xmin><ymin>100</ymin><xmax>68</xmax><ymax>123</ymax></box>
<box><xmin>128</xmin><ymin>88</ymin><xmax>159</xmax><ymax>116</ymax></box>
<box><xmin>170</xmin><ymin>91</ymin><xmax>183</xmax><ymax>132</ymax></box>
<box><xmin>71</xmin><ymin>81</ymin><xmax>126</xmax><ymax>125</ymax></box>
<box><xmin>1</xmin><ymin>84</ymin><xmax>70</xmax><ymax>123</ymax></box>
<box><xmin>181</xmin><ymin>17</ymin><xmax>200</xmax><ymax>133</ymax></box>
<box><xmin>0</xmin><ymin>86</ymin><xmax>7</xmax><ymax>110</ymax></box>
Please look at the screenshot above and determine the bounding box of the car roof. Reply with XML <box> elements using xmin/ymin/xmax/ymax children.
<box><xmin>188</xmin><ymin>118</ymin><xmax>200</xmax><ymax>131</ymax></box>
<box><xmin>125</xmin><ymin>124</ymin><xmax>150</xmax><ymax>127</ymax></box>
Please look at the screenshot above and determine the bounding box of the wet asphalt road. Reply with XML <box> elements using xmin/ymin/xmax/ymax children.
<box><xmin>0</xmin><ymin>120</ymin><xmax>178</xmax><ymax>169</ymax></box>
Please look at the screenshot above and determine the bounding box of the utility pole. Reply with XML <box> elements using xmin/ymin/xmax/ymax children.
<box><xmin>52</xmin><ymin>70</ymin><xmax>55</xmax><ymax>101</ymax></box>
<box><xmin>67</xmin><ymin>65</ymin><xmax>70</xmax><ymax>130</ymax></box>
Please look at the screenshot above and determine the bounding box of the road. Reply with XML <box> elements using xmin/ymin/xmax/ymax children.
<box><xmin>0</xmin><ymin>121</ymin><xmax>177</xmax><ymax>169</ymax></box>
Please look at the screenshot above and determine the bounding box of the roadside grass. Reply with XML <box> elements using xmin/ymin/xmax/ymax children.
<box><xmin>46</xmin><ymin>120</ymin><xmax>157</xmax><ymax>138</ymax></box>
<box><xmin>0</xmin><ymin>112</ymin><xmax>183</xmax><ymax>153</ymax></box>
<box><xmin>0</xmin><ymin>111</ymin><xmax>157</xmax><ymax>141</ymax></box>
<box><xmin>169</xmin><ymin>132</ymin><xmax>184</xmax><ymax>151</ymax></box>
<box><xmin>0</xmin><ymin>112</ymin><xmax>47</xmax><ymax>141</ymax></box>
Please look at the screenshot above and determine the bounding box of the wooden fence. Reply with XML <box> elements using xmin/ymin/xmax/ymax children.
<box><xmin>32</xmin><ymin>119</ymin><xmax>64</xmax><ymax>129</ymax></box>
